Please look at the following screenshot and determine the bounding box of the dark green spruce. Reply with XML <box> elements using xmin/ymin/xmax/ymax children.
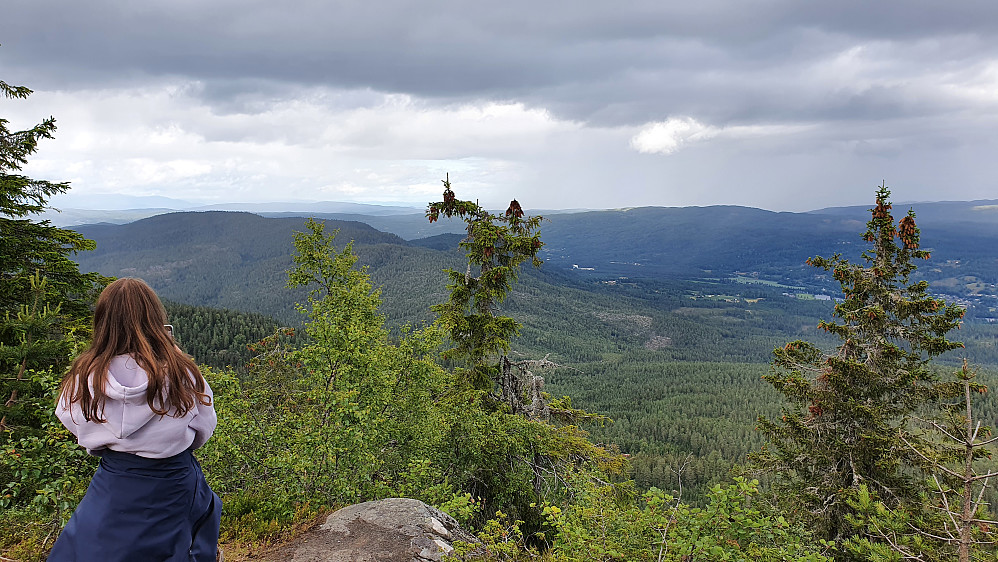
<box><xmin>753</xmin><ymin>186</ymin><xmax>966</xmax><ymax>553</ymax></box>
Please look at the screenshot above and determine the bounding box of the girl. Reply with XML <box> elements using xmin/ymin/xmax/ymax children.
<box><xmin>49</xmin><ymin>278</ymin><xmax>221</xmax><ymax>562</ymax></box>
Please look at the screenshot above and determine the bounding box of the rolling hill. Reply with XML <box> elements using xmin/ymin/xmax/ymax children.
<box><xmin>67</xmin><ymin>202</ymin><xmax>998</xmax><ymax>498</ymax></box>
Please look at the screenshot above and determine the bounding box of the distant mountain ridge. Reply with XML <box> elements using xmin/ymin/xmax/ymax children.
<box><xmin>811</xmin><ymin>199</ymin><xmax>998</xmax><ymax>225</ymax></box>
<box><xmin>72</xmin><ymin>212</ymin><xmax>463</xmax><ymax>324</ymax></box>
<box><xmin>194</xmin><ymin>201</ymin><xmax>421</xmax><ymax>215</ymax></box>
<box><xmin>70</xmin><ymin>201</ymin><xmax>998</xmax><ymax>326</ymax></box>
<box><xmin>41</xmin><ymin>197</ymin><xmax>424</xmax><ymax>227</ymax></box>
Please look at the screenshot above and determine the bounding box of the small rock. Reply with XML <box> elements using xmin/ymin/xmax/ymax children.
<box><xmin>428</xmin><ymin>517</ymin><xmax>451</xmax><ymax>540</ymax></box>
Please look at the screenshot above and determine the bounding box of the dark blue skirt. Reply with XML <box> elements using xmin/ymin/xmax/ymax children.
<box><xmin>48</xmin><ymin>448</ymin><xmax>221</xmax><ymax>562</ymax></box>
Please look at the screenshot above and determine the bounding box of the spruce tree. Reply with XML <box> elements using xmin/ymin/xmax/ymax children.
<box><xmin>1</xmin><ymin>72</ymin><xmax>105</xmax><ymax>524</ymax></box>
<box><xmin>753</xmin><ymin>185</ymin><xmax>965</xmax><ymax>552</ymax></box>
<box><xmin>426</xmin><ymin>177</ymin><xmax>619</xmax><ymax>526</ymax></box>
<box><xmin>426</xmin><ymin>173</ymin><xmax>543</xmax><ymax>395</ymax></box>
<box><xmin>1</xmin><ymin>76</ymin><xmax>105</xmax><ymax>435</ymax></box>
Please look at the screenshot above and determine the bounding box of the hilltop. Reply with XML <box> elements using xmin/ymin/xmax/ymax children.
<box><xmin>72</xmin><ymin>200</ymin><xmax>998</xmax><ymax>325</ymax></box>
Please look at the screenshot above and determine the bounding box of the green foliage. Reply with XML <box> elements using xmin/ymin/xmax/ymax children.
<box><xmin>453</xmin><ymin>510</ymin><xmax>540</xmax><ymax>561</ymax></box>
<box><xmin>845</xmin><ymin>483</ymin><xmax>998</xmax><ymax>561</ymax></box>
<box><xmin>754</xmin><ymin>185</ymin><xmax>967</xmax><ymax>552</ymax></box>
<box><xmin>435</xmin><ymin>384</ymin><xmax>624</xmax><ymax>528</ymax></box>
<box><xmin>0</xmin><ymin>505</ymin><xmax>56</xmax><ymax>562</ymax></box>
<box><xmin>843</xmin><ymin>485</ymin><xmax>947</xmax><ymax>561</ymax></box>
<box><xmin>0</xmin><ymin>287</ymin><xmax>95</xmax><ymax>536</ymax></box>
<box><xmin>846</xmin><ymin>362</ymin><xmax>998</xmax><ymax>561</ymax></box>
<box><xmin>541</xmin><ymin>475</ymin><xmax>831</xmax><ymax>561</ymax></box>
<box><xmin>285</xmin><ymin>218</ymin><xmax>449</xmax><ymax>501</ymax></box>
<box><xmin>0</xmin><ymin>360</ymin><xmax>97</xmax><ymax>557</ymax></box>
<box><xmin>199</xmin><ymin>218</ymin><xmax>454</xmax><ymax>539</ymax></box>
<box><xmin>1</xmin><ymin>75</ymin><xmax>103</xmax><ymax>548</ymax></box>
<box><xmin>0</xmin><ymin>368</ymin><xmax>95</xmax><ymax>518</ymax></box>
<box><xmin>1</xmin><ymin>274</ymin><xmax>75</xmax><ymax>434</ymax></box>
<box><xmin>437</xmin><ymin>491</ymin><xmax>482</xmax><ymax>525</ymax></box>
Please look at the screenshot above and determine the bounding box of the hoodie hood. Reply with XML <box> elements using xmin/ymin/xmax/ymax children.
<box><xmin>102</xmin><ymin>355</ymin><xmax>158</xmax><ymax>439</ymax></box>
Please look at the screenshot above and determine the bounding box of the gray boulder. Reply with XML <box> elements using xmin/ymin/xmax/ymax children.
<box><xmin>289</xmin><ymin>498</ymin><xmax>479</xmax><ymax>562</ymax></box>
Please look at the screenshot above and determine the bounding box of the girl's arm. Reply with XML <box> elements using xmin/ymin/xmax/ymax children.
<box><xmin>189</xmin><ymin>377</ymin><xmax>217</xmax><ymax>450</ymax></box>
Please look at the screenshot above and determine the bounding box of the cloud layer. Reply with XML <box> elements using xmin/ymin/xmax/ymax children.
<box><xmin>2</xmin><ymin>0</ymin><xmax>997</xmax><ymax>210</ymax></box>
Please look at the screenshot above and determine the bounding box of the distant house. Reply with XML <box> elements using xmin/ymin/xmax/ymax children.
<box><xmin>814</xmin><ymin>294</ymin><xmax>831</xmax><ymax>301</ymax></box>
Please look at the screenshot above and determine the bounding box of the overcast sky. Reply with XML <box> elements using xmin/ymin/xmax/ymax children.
<box><xmin>3</xmin><ymin>0</ymin><xmax>997</xmax><ymax>211</ymax></box>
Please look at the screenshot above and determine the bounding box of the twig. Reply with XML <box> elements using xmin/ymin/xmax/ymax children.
<box><xmin>868</xmin><ymin>517</ymin><xmax>926</xmax><ymax>561</ymax></box>
<box><xmin>657</xmin><ymin>454</ymin><xmax>693</xmax><ymax>562</ymax></box>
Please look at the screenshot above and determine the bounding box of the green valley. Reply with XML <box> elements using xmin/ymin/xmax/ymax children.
<box><xmin>69</xmin><ymin>207</ymin><xmax>998</xmax><ymax>506</ymax></box>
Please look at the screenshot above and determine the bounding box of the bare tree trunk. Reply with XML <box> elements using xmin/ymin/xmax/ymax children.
<box><xmin>900</xmin><ymin>361</ymin><xmax>998</xmax><ymax>560</ymax></box>
<box><xmin>959</xmin><ymin>378</ymin><xmax>973</xmax><ymax>562</ymax></box>
<box><xmin>1</xmin><ymin>358</ymin><xmax>28</xmax><ymax>433</ymax></box>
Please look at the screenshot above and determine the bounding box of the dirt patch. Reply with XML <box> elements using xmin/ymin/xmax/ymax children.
<box><xmin>217</xmin><ymin>513</ymin><xmax>329</xmax><ymax>561</ymax></box>
<box><xmin>644</xmin><ymin>335</ymin><xmax>673</xmax><ymax>350</ymax></box>
<box><xmin>594</xmin><ymin>311</ymin><xmax>653</xmax><ymax>329</ymax></box>
<box><xmin>594</xmin><ymin>311</ymin><xmax>673</xmax><ymax>351</ymax></box>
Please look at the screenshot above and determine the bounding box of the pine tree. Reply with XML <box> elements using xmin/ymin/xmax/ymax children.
<box><xmin>753</xmin><ymin>185</ymin><xmax>965</xmax><ymax>552</ymax></box>
<box><xmin>0</xmin><ymin>273</ymin><xmax>71</xmax><ymax>433</ymax></box>
<box><xmin>1</xmin><ymin>72</ymin><xmax>105</xmax><ymax>522</ymax></box>
<box><xmin>426</xmin><ymin>173</ymin><xmax>543</xmax><ymax>396</ymax></box>
<box><xmin>2</xmin><ymin>76</ymin><xmax>107</xmax><ymax>442</ymax></box>
<box><xmin>905</xmin><ymin>361</ymin><xmax>998</xmax><ymax>561</ymax></box>
<box><xmin>1</xmin><ymin>76</ymin><xmax>105</xmax><ymax>433</ymax></box>
<box><xmin>426</xmin><ymin>177</ymin><xmax>620</xmax><ymax>528</ymax></box>
<box><xmin>1</xmin><ymin>79</ymin><xmax>104</xmax><ymax>322</ymax></box>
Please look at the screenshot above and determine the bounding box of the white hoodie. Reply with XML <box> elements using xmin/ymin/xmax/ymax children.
<box><xmin>57</xmin><ymin>355</ymin><xmax>217</xmax><ymax>459</ymax></box>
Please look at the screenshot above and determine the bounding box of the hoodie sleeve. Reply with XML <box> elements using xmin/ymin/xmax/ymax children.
<box><xmin>55</xmin><ymin>390</ymin><xmax>82</xmax><ymax>438</ymax></box>
<box><xmin>189</xmin><ymin>376</ymin><xmax>217</xmax><ymax>450</ymax></box>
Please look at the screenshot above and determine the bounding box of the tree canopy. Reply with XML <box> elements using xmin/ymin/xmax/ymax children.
<box><xmin>1</xmin><ymin>75</ymin><xmax>106</xmax><ymax>520</ymax></box>
<box><xmin>754</xmin><ymin>185</ymin><xmax>968</xmax><ymax>556</ymax></box>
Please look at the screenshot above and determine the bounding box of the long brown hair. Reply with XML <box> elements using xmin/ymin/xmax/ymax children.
<box><xmin>61</xmin><ymin>278</ymin><xmax>210</xmax><ymax>422</ymax></box>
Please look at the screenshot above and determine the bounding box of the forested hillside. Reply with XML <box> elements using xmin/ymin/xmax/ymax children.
<box><xmin>162</xmin><ymin>302</ymin><xmax>285</xmax><ymax>371</ymax></box>
<box><xmin>7</xmin><ymin>194</ymin><xmax>998</xmax><ymax>560</ymax></box>
<box><xmin>264</xmin><ymin>200</ymin><xmax>998</xmax><ymax>294</ymax></box>
<box><xmin>74</xmin><ymin>212</ymin><xmax>465</xmax><ymax>326</ymax></box>
<box><xmin>70</xmin><ymin>208</ymin><xmax>998</xmax><ymax>503</ymax></box>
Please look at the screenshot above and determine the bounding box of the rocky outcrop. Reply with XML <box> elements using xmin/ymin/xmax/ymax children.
<box><xmin>288</xmin><ymin>498</ymin><xmax>478</xmax><ymax>562</ymax></box>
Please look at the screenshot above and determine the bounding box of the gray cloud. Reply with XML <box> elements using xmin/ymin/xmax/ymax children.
<box><xmin>7</xmin><ymin>2</ymin><xmax>997</xmax><ymax>113</ymax></box>
<box><xmin>2</xmin><ymin>0</ymin><xmax>997</xmax><ymax>210</ymax></box>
